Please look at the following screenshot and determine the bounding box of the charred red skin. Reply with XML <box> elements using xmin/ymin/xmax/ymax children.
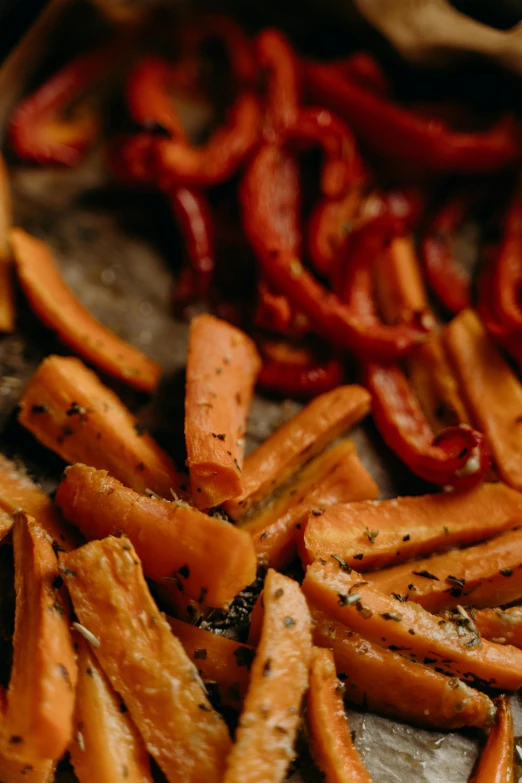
<box><xmin>421</xmin><ymin>194</ymin><xmax>473</xmax><ymax>314</ymax></box>
<box><xmin>304</xmin><ymin>62</ymin><xmax>521</xmax><ymax>173</ymax></box>
<box><xmin>326</xmin><ymin>52</ymin><xmax>391</xmax><ymax>97</ymax></box>
<box><xmin>241</xmin><ymin>143</ymin><xmax>428</xmax><ymax>360</ymax></box>
<box><xmin>126</xmin><ymin>58</ymin><xmax>188</xmax><ymax>138</ymax></box>
<box><xmin>10</xmin><ymin>43</ymin><xmax>118</xmax><ymax>165</ymax></box>
<box><xmin>256</xmin><ymin>28</ymin><xmax>301</xmax><ymax>134</ymax></box>
<box><xmin>170</xmin><ymin>188</ymin><xmax>215</xmax><ymax>299</ymax></box>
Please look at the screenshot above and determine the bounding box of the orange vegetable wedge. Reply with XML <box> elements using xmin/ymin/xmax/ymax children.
<box><xmin>185</xmin><ymin>314</ymin><xmax>261</xmax><ymax>508</ymax></box>
<box><xmin>311</xmin><ymin>605</ymin><xmax>495</xmax><ymax>730</ymax></box>
<box><xmin>223</xmin><ymin>569</ymin><xmax>312</xmax><ymax>783</ymax></box>
<box><xmin>18</xmin><ymin>355</ymin><xmax>186</xmax><ymax>499</ymax></box>
<box><xmin>301</xmin><ymin>482</ymin><xmax>522</xmax><ymax>571</ymax></box>
<box><xmin>10</xmin><ymin>228</ymin><xmax>161</xmax><ymax>392</ymax></box>
<box><xmin>443</xmin><ymin>309</ymin><xmax>522</xmax><ymax>490</ymax></box>
<box><xmin>375</xmin><ymin>236</ymin><xmax>469</xmax><ymax>433</ymax></box>
<box><xmin>224</xmin><ymin>385</ymin><xmax>371</xmax><ymax>520</ymax></box>
<box><xmin>0</xmin><ymin>755</ymin><xmax>55</xmax><ymax>783</ymax></box>
<box><xmin>0</xmin><ymin>155</ymin><xmax>15</xmax><ymax>333</ymax></box>
<box><xmin>69</xmin><ymin>635</ymin><xmax>153</xmax><ymax>783</ymax></box>
<box><xmin>166</xmin><ymin>617</ymin><xmax>253</xmax><ymax>709</ymax></box>
<box><xmin>60</xmin><ymin>535</ymin><xmax>232</xmax><ymax>783</ymax></box>
<box><xmin>0</xmin><ymin>453</ymin><xmax>78</xmax><ymax>550</ymax></box>
<box><xmin>302</xmin><ymin>560</ymin><xmax>522</xmax><ymax>690</ymax></box>
<box><xmin>56</xmin><ymin>463</ymin><xmax>257</xmax><ymax>607</ymax></box>
<box><xmin>469</xmin><ymin>695</ymin><xmax>514</xmax><ymax>783</ymax></box>
<box><xmin>307</xmin><ymin>647</ymin><xmax>374</xmax><ymax>783</ymax></box>
<box><xmin>0</xmin><ymin>513</ymin><xmax>77</xmax><ymax>762</ymax></box>
<box><xmin>473</xmin><ymin>607</ymin><xmax>522</xmax><ymax>647</ymax></box>
<box><xmin>245</xmin><ymin>439</ymin><xmax>378</xmax><ymax>570</ymax></box>
<box><xmin>367</xmin><ymin>527</ymin><xmax>522</xmax><ymax>612</ymax></box>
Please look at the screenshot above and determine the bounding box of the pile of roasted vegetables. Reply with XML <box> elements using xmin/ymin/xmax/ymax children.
<box><xmin>2</xmin><ymin>9</ymin><xmax>522</xmax><ymax>783</ymax></box>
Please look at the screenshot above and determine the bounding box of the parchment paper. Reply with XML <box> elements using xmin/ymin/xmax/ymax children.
<box><xmin>1</xmin><ymin>3</ymin><xmax>522</xmax><ymax>781</ymax></box>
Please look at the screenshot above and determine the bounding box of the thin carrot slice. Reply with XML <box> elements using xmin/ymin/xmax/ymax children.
<box><xmin>0</xmin><ymin>453</ymin><xmax>78</xmax><ymax>550</ymax></box>
<box><xmin>69</xmin><ymin>635</ymin><xmax>153</xmax><ymax>783</ymax></box>
<box><xmin>244</xmin><ymin>440</ymin><xmax>378</xmax><ymax>570</ymax></box>
<box><xmin>10</xmin><ymin>228</ymin><xmax>160</xmax><ymax>392</ymax></box>
<box><xmin>469</xmin><ymin>695</ymin><xmax>514</xmax><ymax>783</ymax></box>
<box><xmin>0</xmin><ymin>513</ymin><xmax>77</xmax><ymax>762</ymax></box>
<box><xmin>0</xmin><ymin>755</ymin><xmax>55</xmax><ymax>783</ymax></box>
<box><xmin>443</xmin><ymin>309</ymin><xmax>522</xmax><ymax>490</ymax></box>
<box><xmin>18</xmin><ymin>355</ymin><xmax>186</xmax><ymax>499</ymax></box>
<box><xmin>60</xmin><ymin>536</ymin><xmax>232</xmax><ymax>783</ymax></box>
<box><xmin>473</xmin><ymin>607</ymin><xmax>522</xmax><ymax>647</ymax></box>
<box><xmin>223</xmin><ymin>569</ymin><xmax>312</xmax><ymax>783</ymax></box>
<box><xmin>302</xmin><ymin>560</ymin><xmax>522</xmax><ymax>690</ymax></box>
<box><xmin>375</xmin><ymin>236</ymin><xmax>469</xmax><ymax>433</ymax></box>
<box><xmin>307</xmin><ymin>647</ymin><xmax>374</xmax><ymax>783</ymax></box>
<box><xmin>0</xmin><ymin>155</ymin><xmax>15</xmax><ymax>333</ymax></box>
<box><xmin>166</xmin><ymin>617</ymin><xmax>253</xmax><ymax>709</ymax></box>
<box><xmin>367</xmin><ymin>528</ymin><xmax>522</xmax><ymax>612</ymax></box>
<box><xmin>224</xmin><ymin>385</ymin><xmax>371</xmax><ymax>520</ymax></box>
<box><xmin>301</xmin><ymin>482</ymin><xmax>522</xmax><ymax>571</ymax></box>
<box><xmin>56</xmin><ymin>463</ymin><xmax>257</xmax><ymax>607</ymax></box>
<box><xmin>185</xmin><ymin>314</ymin><xmax>261</xmax><ymax>509</ymax></box>
<box><xmin>311</xmin><ymin>605</ymin><xmax>495</xmax><ymax>730</ymax></box>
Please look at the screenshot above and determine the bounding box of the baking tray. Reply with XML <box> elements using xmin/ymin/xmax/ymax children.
<box><xmin>1</xmin><ymin>2</ymin><xmax>522</xmax><ymax>781</ymax></box>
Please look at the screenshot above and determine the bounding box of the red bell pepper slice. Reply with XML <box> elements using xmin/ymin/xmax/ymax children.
<box><xmin>304</xmin><ymin>62</ymin><xmax>520</xmax><ymax>173</ymax></box>
<box><xmin>170</xmin><ymin>188</ymin><xmax>215</xmax><ymax>300</ymax></box>
<box><xmin>126</xmin><ymin>57</ymin><xmax>189</xmax><ymax>139</ymax></box>
<box><xmin>281</xmin><ymin>107</ymin><xmax>362</xmax><ymax>199</ymax></box>
<box><xmin>241</xmin><ymin>143</ymin><xmax>427</xmax><ymax>360</ymax></box>
<box><xmin>10</xmin><ymin>43</ymin><xmax>118</xmax><ymax>166</ymax></box>
<box><xmin>257</xmin><ymin>340</ymin><xmax>344</xmax><ymax>398</ymax></box>
<box><xmin>256</xmin><ymin>28</ymin><xmax>301</xmax><ymax>134</ymax></box>
<box><xmin>421</xmin><ymin>192</ymin><xmax>473</xmax><ymax>314</ymax></box>
<box><xmin>328</xmin><ymin>52</ymin><xmax>391</xmax><ymax>97</ymax></box>
<box><xmin>366</xmin><ymin>361</ymin><xmax>490</xmax><ymax>488</ymax></box>
<box><xmin>308</xmin><ymin>187</ymin><xmax>363</xmax><ymax>278</ymax></box>
<box><xmin>155</xmin><ymin>90</ymin><xmax>262</xmax><ymax>189</ymax></box>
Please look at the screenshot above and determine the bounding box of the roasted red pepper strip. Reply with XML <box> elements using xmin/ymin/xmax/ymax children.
<box><xmin>126</xmin><ymin>57</ymin><xmax>188</xmax><ymax>138</ymax></box>
<box><xmin>490</xmin><ymin>177</ymin><xmax>522</xmax><ymax>332</ymax></box>
<box><xmin>258</xmin><ymin>353</ymin><xmax>343</xmax><ymax>399</ymax></box>
<box><xmin>9</xmin><ymin>43</ymin><xmax>118</xmax><ymax>166</ymax></box>
<box><xmin>170</xmin><ymin>188</ymin><xmax>215</xmax><ymax>299</ymax></box>
<box><xmin>155</xmin><ymin>90</ymin><xmax>262</xmax><ymax>189</ymax></box>
<box><xmin>308</xmin><ymin>187</ymin><xmax>363</xmax><ymax>277</ymax></box>
<box><xmin>254</xmin><ymin>280</ymin><xmax>293</xmax><ymax>332</ymax></box>
<box><xmin>364</xmin><ymin>187</ymin><xmax>426</xmax><ymax>230</ymax></box>
<box><xmin>326</xmin><ymin>52</ymin><xmax>391</xmax><ymax>97</ymax></box>
<box><xmin>241</xmin><ymin>143</ymin><xmax>427</xmax><ymax>360</ymax></box>
<box><xmin>256</xmin><ymin>28</ymin><xmax>301</xmax><ymax>134</ymax></box>
<box><xmin>477</xmin><ymin>250</ymin><xmax>522</xmax><ymax>369</ymax></box>
<box><xmin>366</xmin><ymin>362</ymin><xmax>490</xmax><ymax>488</ymax></box>
<box><xmin>421</xmin><ymin>193</ymin><xmax>473</xmax><ymax>314</ymax></box>
<box><xmin>282</xmin><ymin>107</ymin><xmax>361</xmax><ymax>199</ymax></box>
<box><xmin>305</xmin><ymin>62</ymin><xmax>520</xmax><ymax>173</ymax></box>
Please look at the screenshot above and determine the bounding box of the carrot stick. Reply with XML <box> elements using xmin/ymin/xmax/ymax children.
<box><xmin>311</xmin><ymin>605</ymin><xmax>495</xmax><ymax>730</ymax></box>
<box><xmin>0</xmin><ymin>453</ymin><xmax>78</xmax><ymax>550</ymax></box>
<box><xmin>375</xmin><ymin>236</ymin><xmax>469</xmax><ymax>433</ymax></box>
<box><xmin>244</xmin><ymin>439</ymin><xmax>378</xmax><ymax>570</ymax></box>
<box><xmin>0</xmin><ymin>155</ymin><xmax>15</xmax><ymax>333</ymax></box>
<box><xmin>185</xmin><ymin>314</ymin><xmax>261</xmax><ymax>509</ymax></box>
<box><xmin>69</xmin><ymin>636</ymin><xmax>153</xmax><ymax>783</ymax></box>
<box><xmin>302</xmin><ymin>560</ymin><xmax>522</xmax><ymax>690</ymax></box>
<box><xmin>307</xmin><ymin>647</ymin><xmax>373</xmax><ymax>783</ymax></box>
<box><xmin>223</xmin><ymin>569</ymin><xmax>312</xmax><ymax>783</ymax></box>
<box><xmin>469</xmin><ymin>695</ymin><xmax>514</xmax><ymax>783</ymax></box>
<box><xmin>0</xmin><ymin>755</ymin><xmax>55</xmax><ymax>783</ymax></box>
<box><xmin>18</xmin><ymin>355</ymin><xmax>186</xmax><ymax>499</ymax></box>
<box><xmin>166</xmin><ymin>617</ymin><xmax>253</xmax><ymax>709</ymax></box>
<box><xmin>301</xmin><ymin>482</ymin><xmax>522</xmax><ymax>571</ymax></box>
<box><xmin>56</xmin><ymin>463</ymin><xmax>257</xmax><ymax>607</ymax></box>
<box><xmin>224</xmin><ymin>385</ymin><xmax>371</xmax><ymax>520</ymax></box>
<box><xmin>473</xmin><ymin>607</ymin><xmax>522</xmax><ymax>647</ymax></box>
<box><xmin>443</xmin><ymin>309</ymin><xmax>522</xmax><ymax>490</ymax></box>
<box><xmin>10</xmin><ymin>228</ymin><xmax>160</xmax><ymax>392</ymax></box>
<box><xmin>0</xmin><ymin>513</ymin><xmax>77</xmax><ymax>762</ymax></box>
<box><xmin>367</xmin><ymin>527</ymin><xmax>522</xmax><ymax>612</ymax></box>
<box><xmin>60</xmin><ymin>535</ymin><xmax>232</xmax><ymax>783</ymax></box>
